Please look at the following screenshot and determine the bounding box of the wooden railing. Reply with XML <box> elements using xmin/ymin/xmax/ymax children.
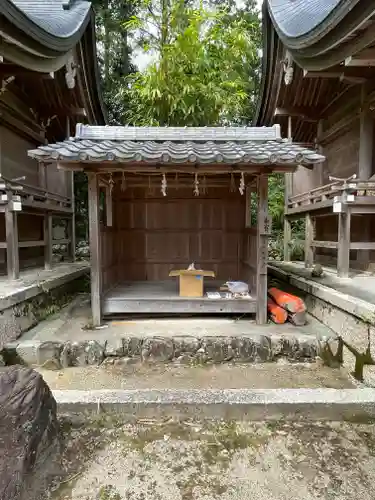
<box><xmin>0</xmin><ymin>174</ymin><xmax>73</xmax><ymax>213</ymax></box>
<box><xmin>0</xmin><ymin>174</ymin><xmax>74</xmax><ymax>279</ymax></box>
<box><xmin>287</xmin><ymin>179</ymin><xmax>375</xmax><ymax>212</ymax></box>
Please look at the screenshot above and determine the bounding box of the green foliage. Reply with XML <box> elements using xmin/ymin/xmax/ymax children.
<box><xmin>121</xmin><ymin>1</ymin><xmax>261</xmax><ymax>126</ymax></box>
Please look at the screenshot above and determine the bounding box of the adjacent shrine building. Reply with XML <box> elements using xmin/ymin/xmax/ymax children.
<box><xmin>28</xmin><ymin>124</ymin><xmax>324</xmax><ymax>325</ymax></box>
<box><xmin>255</xmin><ymin>0</ymin><xmax>375</xmax><ymax>277</ymax></box>
<box><xmin>0</xmin><ymin>0</ymin><xmax>106</xmax><ymax>278</ymax></box>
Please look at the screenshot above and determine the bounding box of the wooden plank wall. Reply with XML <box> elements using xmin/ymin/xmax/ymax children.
<box><xmin>0</xmin><ymin>126</ymin><xmax>39</xmax><ymax>185</ymax></box>
<box><xmin>113</xmin><ymin>186</ymin><xmax>245</xmax><ymax>282</ymax></box>
<box><xmin>241</xmin><ymin>227</ymin><xmax>257</xmax><ymax>295</ymax></box>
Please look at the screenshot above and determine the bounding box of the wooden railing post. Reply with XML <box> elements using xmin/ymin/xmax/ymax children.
<box><xmin>44</xmin><ymin>213</ymin><xmax>53</xmax><ymax>270</ymax></box>
<box><xmin>304</xmin><ymin>212</ymin><xmax>314</xmax><ymax>268</ymax></box>
<box><xmin>337</xmin><ymin>209</ymin><xmax>351</xmax><ymax>278</ymax></box>
<box><xmin>5</xmin><ymin>191</ymin><xmax>19</xmax><ymax>280</ymax></box>
<box><xmin>256</xmin><ymin>174</ymin><xmax>268</xmax><ymax>325</ymax></box>
<box><xmin>88</xmin><ymin>173</ymin><xmax>102</xmax><ymax>326</ymax></box>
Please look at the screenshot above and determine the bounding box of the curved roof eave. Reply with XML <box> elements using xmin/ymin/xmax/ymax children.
<box><xmin>0</xmin><ymin>0</ymin><xmax>92</xmax><ymax>53</ymax></box>
<box><xmin>253</xmin><ymin>3</ymin><xmax>284</xmax><ymax>126</ymax></box>
<box><xmin>267</xmin><ymin>0</ymin><xmax>375</xmax><ymax>68</ymax></box>
<box><xmin>267</xmin><ymin>0</ymin><xmax>358</xmax><ymax>49</ymax></box>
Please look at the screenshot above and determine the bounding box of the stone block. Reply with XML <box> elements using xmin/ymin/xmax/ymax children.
<box><xmin>36</xmin><ymin>341</ymin><xmax>63</xmax><ymax>367</ymax></box>
<box><xmin>104</xmin><ymin>338</ymin><xmax>124</xmax><ymax>357</ymax></box>
<box><xmin>141</xmin><ymin>337</ymin><xmax>174</xmax><ymax>362</ymax></box>
<box><xmin>173</xmin><ymin>336</ymin><xmax>200</xmax><ymax>356</ymax></box>
<box><xmin>232</xmin><ymin>336</ymin><xmax>272</xmax><ymax>362</ymax></box>
<box><xmin>16</xmin><ymin>341</ymin><xmax>41</xmax><ymax>365</ymax></box>
<box><xmin>202</xmin><ymin>336</ymin><xmax>234</xmax><ymax>362</ymax></box>
<box><xmin>60</xmin><ymin>341</ymin><xmax>104</xmax><ymax>367</ymax></box>
<box><xmin>123</xmin><ymin>337</ymin><xmax>142</xmax><ymax>357</ymax></box>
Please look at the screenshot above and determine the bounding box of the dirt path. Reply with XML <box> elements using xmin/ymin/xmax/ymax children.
<box><xmin>51</xmin><ymin>418</ymin><xmax>375</xmax><ymax>500</ymax></box>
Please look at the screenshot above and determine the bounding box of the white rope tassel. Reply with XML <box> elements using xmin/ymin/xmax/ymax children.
<box><xmin>121</xmin><ymin>172</ymin><xmax>126</xmax><ymax>192</ymax></box>
<box><xmin>239</xmin><ymin>172</ymin><xmax>245</xmax><ymax>195</ymax></box>
<box><xmin>109</xmin><ymin>172</ymin><xmax>115</xmax><ymax>195</ymax></box>
<box><xmin>194</xmin><ymin>173</ymin><xmax>199</xmax><ymax>196</ymax></box>
<box><xmin>161</xmin><ymin>173</ymin><xmax>167</xmax><ymax>196</ymax></box>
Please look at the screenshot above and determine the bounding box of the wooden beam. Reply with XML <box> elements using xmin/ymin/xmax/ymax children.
<box><xmin>337</xmin><ymin>210</ymin><xmax>351</xmax><ymax>278</ymax></box>
<box><xmin>88</xmin><ymin>173</ymin><xmax>102</xmax><ymax>326</ymax></box>
<box><xmin>256</xmin><ymin>174</ymin><xmax>268</xmax><ymax>325</ymax></box>
<box><xmin>5</xmin><ymin>193</ymin><xmax>19</xmax><ymax>280</ymax></box>
<box><xmin>44</xmin><ymin>214</ymin><xmax>53</xmax><ymax>270</ymax></box>
<box><xmin>311</xmin><ymin>240</ymin><xmax>338</xmax><ymax>249</ymax></box>
<box><xmin>303</xmin><ymin>69</ymin><xmax>368</xmax><ymax>84</ymax></box>
<box><xmin>304</xmin><ymin>213</ymin><xmax>314</xmax><ymax>268</ymax></box>
<box><xmin>345</xmin><ymin>49</ymin><xmax>375</xmax><ymax>67</ymax></box>
<box><xmin>0</xmin><ymin>64</ymin><xmax>54</xmax><ymax>79</ymax></box>
<box><xmin>274</xmin><ymin>107</ymin><xmax>318</xmax><ymax>122</ymax></box>
<box><xmin>350</xmin><ymin>241</ymin><xmax>375</xmax><ymax>250</ymax></box>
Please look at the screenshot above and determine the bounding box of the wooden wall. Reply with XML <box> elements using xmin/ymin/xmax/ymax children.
<box><xmin>112</xmin><ymin>186</ymin><xmax>246</xmax><ymax>282</ymax></box>
<box><xmin>0</xmin><ymin>126</ymin><xmax>40</xmax><ymax>185</ymax></box>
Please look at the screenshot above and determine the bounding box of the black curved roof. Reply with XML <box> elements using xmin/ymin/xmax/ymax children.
<box><xmin>0</xmin><ymin>0</ymin><xmax>92</xmax><ymax>53</ymax></box>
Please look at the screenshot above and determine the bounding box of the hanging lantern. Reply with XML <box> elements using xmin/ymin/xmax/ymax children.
<box><xmin>194</xmin><ymin>173</ymin><xmax>199</xmax><ymax>196</ymax></box>
<box><xmin>161</xmin><ymin>173</ymin><xmax>167</xmax><ymax>196</ymax></box>
<box><xmin>239</xmin><ymin>172</ymin><xmax>245</xmax><ymax>195</ymax></box>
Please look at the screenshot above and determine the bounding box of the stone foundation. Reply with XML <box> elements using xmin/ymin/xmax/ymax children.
<box><xmin>0</xmin><ymin>277</ymin><xmax>87</xmax><ymax>349</ymax></box>
<box><xmin>2</xmin><ymin>332</ymin><xmax>319</xmax><ymax>369</ymax></box>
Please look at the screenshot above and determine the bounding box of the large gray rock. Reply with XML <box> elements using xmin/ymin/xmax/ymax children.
<box><xmin>0</xmin><ymin>366</ymin><xmax>59</xmax><ymax>500</ymax></box>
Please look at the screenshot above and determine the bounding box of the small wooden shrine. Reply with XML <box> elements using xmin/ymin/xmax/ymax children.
<box><xmin>28</xmin><ymin>124</ymin><xmax>324</xmax><ymax>325</ymax></box>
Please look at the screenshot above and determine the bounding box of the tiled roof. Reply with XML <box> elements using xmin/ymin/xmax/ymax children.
<box><xmin>1</xmin><ymin>0</ymin><xmax>92</xmax><ymax>51</ymax></box>
<box><xmin>268</xmin><ymin>0</ymin><xmax>343</xmax><ymax>39</ymax></box>
<box><xmin>28</xmin><ymin>124</ymin><xmax>325</xmax><ymax>166</ymax></box>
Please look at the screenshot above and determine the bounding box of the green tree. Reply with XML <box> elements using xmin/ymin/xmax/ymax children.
<box><xmin>121</xmin><ymin>1</ymin><xmax>261</xmax><ymax>126</ymax></box>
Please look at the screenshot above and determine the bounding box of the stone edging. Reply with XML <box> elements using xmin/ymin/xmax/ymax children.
<box><xmin>54</xmin><ymin>388</ymin><xmax>375</xmax><ymax>421</ymax></box>
<box><xmin>2</xmin><ymin>333</ymin><xmax>320</xmax><ymax>368</ymax></box>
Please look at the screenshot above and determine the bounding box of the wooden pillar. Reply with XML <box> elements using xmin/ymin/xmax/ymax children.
<box><xmin>69</xmin><ymin>172</ymin><xmax>76</xmax><ymax>262</ymax></box>
<box><xmin>88</xmin><ymin>173</ymin><xmax>102</xmax><ymax>326</ymax></box>
<box><xmin>44</xmin><ymin>213</ymin><xmax>53</xmax><ymax>270</ymax></box>
<box><xmin>283</xmin><ymin>173</ymin><xmax>292</xmax><ymax>261</ymax></box>
<box><xmin>5</xmin><ymin>192</ymin><xmax>19</xmax><ymax>280</ymax></box>
<box><xmin>359</xmin><ymin>86</ymin><xmax>373</xmax><ymax>180</ymax></box>
<box><xmin>256</xmin><ymin>174</ymin><xmax>268</xmax><ymax>325</ymax></box>
<box><xmin>304</xmin><ymin>212</ymin><xmax>314</xmax><ymax>268</ymax></box>
<box><xmin>337</xmin><ymin>209</ymin><xmax>351</xmax><ymax>278</ymax></box>
<box><xmin>358</xmin><ymin>88</ymin><xmax>373</xmax><ymax>266</ymax></box>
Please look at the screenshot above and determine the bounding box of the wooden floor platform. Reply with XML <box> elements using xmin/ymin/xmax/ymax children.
<box><xmin>103</xmin><ymin>280</ymin><xmax>257</xmax><ymax>315</ymax></box>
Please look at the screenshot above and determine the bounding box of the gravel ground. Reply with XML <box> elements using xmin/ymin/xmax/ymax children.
<box><xmin>49</xmin><ymin>417</ymin><xmax>375</xmax><ymax>500</ymax></box>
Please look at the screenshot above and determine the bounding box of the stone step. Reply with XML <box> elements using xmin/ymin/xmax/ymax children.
<box><xmin>2</xmin><ymin>330</ymin><xmax>322</xmax><ymax>368</ymax></box>
<box><xmin>35</xmin><ymin>362</ymin><xmax>354</xmax><ymax>392</ymax></box>
<box><xmin>53</xmin><ymin>387</ymin><xmax>375</xmax><ymax>422</ymax></box>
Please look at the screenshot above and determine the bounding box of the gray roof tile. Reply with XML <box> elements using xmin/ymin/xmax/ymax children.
<box><xmin>2</xmin><ymin>0</ymin><xmax>91</xmax><ymax>45</ymax></box>
<box><xmin>268</xmin><ymin>0</ymin><xmax>343</xmax><ymax>39</ymax></box>
<box><xmin>28</xmin><ymin>126</ymin><xmax>325</xmax><ymax>166</ymax></box>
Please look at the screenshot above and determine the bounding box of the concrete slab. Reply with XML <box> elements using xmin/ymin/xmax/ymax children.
<box><xmin>53</xmin><ymin>388</ymin><xmax>375</xmax><ymax>421</ymax></box>
<box><xmin>20</xmin><ymin>295</ymin><xmax>332</xmax><ymax>344</ymax></box>
<box><xmin>35</xmin><ymin>362</ymin><xmax>354</xmax><ymax>391</ymax></box>
<box><xmin>0</xmin><ymin>261</ymin><xmax>89</xmax><ymax>311</ymax></box>
<box><xmin>269</xmin><ymin>261</ymin><xmax>375</xmax><ymax>321</ymax></box>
